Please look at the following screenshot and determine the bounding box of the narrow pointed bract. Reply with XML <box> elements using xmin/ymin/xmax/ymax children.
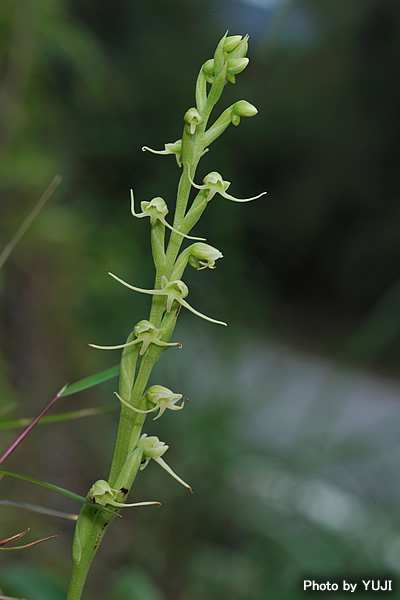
<box><xmin>138</xmin><ymin>434</ymin><xmax>192</xmax><ymax>492</ymax></box>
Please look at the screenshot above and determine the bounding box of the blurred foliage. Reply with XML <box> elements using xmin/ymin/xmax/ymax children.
<box><xmin>1</xmin><ymin>0</ymin><xmax>400</xmax><ymax>598</ymax></box>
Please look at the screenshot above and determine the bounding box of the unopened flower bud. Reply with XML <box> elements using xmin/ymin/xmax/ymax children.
<box><xmin>233</xmin><ymin>100</ymin><xmax>258</xmax><ymax>117</ymax></box>
<box><xmin>226</xmin><ymin>57</ymin><xmax>249</xmax><ymax>83</ymax></box>
<box><xmin>227</xmin><ymin>58</ymin><xmax>249</xmax><ymax>76</ymax></box>
<box><xmin>184</xmin><ymin>107</ymin><xmax>203</xmax><ymax>135</ymax></box>
<box><xmin>223</xmin><ymin>35</ymin><xmax>243</xmax><ymax>53</ymax></box>
<box><xmin>231</xmin><ymin>100</ymin><xmax>258</xmax><ymax>125</ymax></box>
<box><xmin>202</xmin><ymin>59</ymin><xmax>214</xmax><ymax>76</ymax></box>
<box><xmin>227</xmin><ymin>35</ymin><xmax>249</xmax><ymax>60</ymax></box>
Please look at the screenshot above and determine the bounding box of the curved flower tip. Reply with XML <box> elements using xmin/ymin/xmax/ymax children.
<box><xmin>154</xmin><ymin>456</ymin><xmax>193</xmax><ymax>493</ymax></box>
<box><xmin>142</xmin><ymin>139</ymin><xmax>182</xmax><ymax>167</ymax></box>
<box><xmin>188</xmin><ymin>167</ymin><xmax>266</xmax><ymax>204</ymax></box>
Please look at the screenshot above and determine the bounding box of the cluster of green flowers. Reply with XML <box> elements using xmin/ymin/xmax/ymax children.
<box><xmin>70</xmin><ymin>35</ymin><xmax>265</xmax><ymax>588</ymax></box>
<box><xmin>84</xmin><ymin>32</ymin><xmax>265</xmax><ymax>510</ymax></box>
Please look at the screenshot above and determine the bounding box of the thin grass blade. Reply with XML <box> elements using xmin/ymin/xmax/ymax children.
<box><xmin>60</xmin><ymin>365</ymin><xmax>119</xmax><ymax>397</ymax></box>
<box><xmin>0</xmin><ymin>499</ymin><xmax>78</xmax><ymax>521</ymax></box>
<box><xmin>0</xmin><ymin>404</ymin><xmax>117</xmax><ymax>430</ymax></box>
<box><xmin>0</xmin><ymin>471</ymin><xmax>121</xmax><ymax>518</ymax></box>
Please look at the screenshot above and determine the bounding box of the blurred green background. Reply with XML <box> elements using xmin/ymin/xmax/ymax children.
<box><xmin>1</xmin><ymin>0</ymin><xmax>400</xmax><ymax>598</ymax></box>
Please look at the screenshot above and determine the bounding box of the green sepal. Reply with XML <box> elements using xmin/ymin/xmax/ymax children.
<box><xmin>227</xmin><ymin>34</ymin><xmax>249</xmax><ymax>60</ymax></box>
<box><xmin>195</xmin><ymin>68</ymin><xmax>208</xmax><ymax>113</ymax></box>
<box><xmin>213</xmin><ymin>31</ymin><xmax>228</xmax><ymax>75</ymax></box>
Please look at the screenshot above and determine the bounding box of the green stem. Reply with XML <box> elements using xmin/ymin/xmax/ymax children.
<box><xmin>67</xmin><ymin>450</ymin><xmax>144</xmax><ymax>599</ymax></box>
<box><xmin>67</xmin><ymin>506</ymin><xmax>118</xmax><ymax>600</ymax></box>
<box><xmin>108</xmin><ymin>344</ymin><xmax>162</xmax><ymax>486</ymax></box>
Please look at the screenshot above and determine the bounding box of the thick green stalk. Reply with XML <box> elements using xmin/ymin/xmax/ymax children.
<box><xmin>67</xmin><ymin>507</ymin><xmax>115</xmax><ymax>600</ymax></box>
<box><xmin>67</xmin><ymin>448</ymin><xmax>143</xmax><ymax>600</ymax></box>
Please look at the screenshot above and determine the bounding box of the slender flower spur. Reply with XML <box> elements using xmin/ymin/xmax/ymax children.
<box><xmin>138</xmin><ymin>434</ymin><xmax>192</xmax><ymax>493</ymax></box>
<box><xmin>142</xmin><ymin>139</ymin><xmax>183</xmax><ymax>166</ymax></box>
